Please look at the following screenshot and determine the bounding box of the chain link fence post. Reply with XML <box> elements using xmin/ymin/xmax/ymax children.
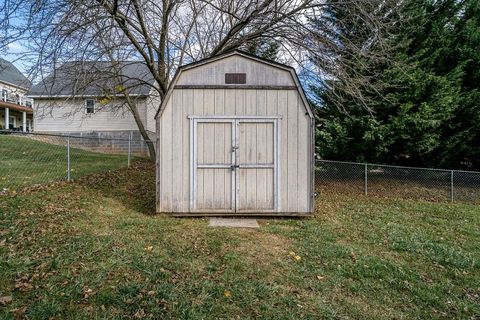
<box><xmin>128</xmin><ymin>131</ymin><xmax>132</xmax><ymax>167</ymax></box>
<box><xmin>451</xmin><ymin>170</ymin><xmax>454</xmax><ymax>202</ymax></box>
<box><xmin>66</xmin><ymin>136</ymin><xmax>71</xmax><ymax>182</ymax></box>
<box><xmin>364</xmin><ymin>163</ymin><xmax>368</xmax><ymax>196</ymax></box>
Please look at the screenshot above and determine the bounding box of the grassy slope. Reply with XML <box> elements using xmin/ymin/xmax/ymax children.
<box><xmin>0</xmin><ymin>135</ymin><xmax>128</xmax><ymax>189</ymax></box>
<box><xmin>0</xmin><ymin>161</ymin><xmax>479</xmax><ymax>319</ymax></box>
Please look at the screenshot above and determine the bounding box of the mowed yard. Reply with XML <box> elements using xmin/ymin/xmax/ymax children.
<box><xmin>1</xmin><ymin>161</ymin><xmax>479</xmax><ymax>319</ymax></box>
<box><xmin>0</xmin><ymin>135</ymin><xmax>129</xmax><ymax>190</ymax></box>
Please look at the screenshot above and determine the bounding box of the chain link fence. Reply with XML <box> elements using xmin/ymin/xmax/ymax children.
<box><xmin>0</xmin><ymin>131</ymin><xmax>150</xmax><ymax>192</ymax></box>
<box><xmin>315</xmin><ymin>160</ymin><xmax>480</xmax><ymax>204</ymax></box>
<box><xmin>4</xmin><ymin>133</ymin><xmax>479</xmax><ymax>205</ymax></box>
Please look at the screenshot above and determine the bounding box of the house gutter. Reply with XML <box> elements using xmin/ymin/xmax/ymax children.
<box><xmin>27</xmin><ymin>94</ymin><xmax>149</xmax><ymax>99</ymax></box>
<box><xmin>0</xmin><ymin>79</ymin><xmax>31</xmax><ymax>91</ymax></box>
<box><xmin>0</xmin><ymin>100</ymin><xmax>33</xmax><ymax>113</ymax></box>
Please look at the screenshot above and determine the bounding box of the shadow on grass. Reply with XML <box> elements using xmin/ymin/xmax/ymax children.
<box><xmin>76</xmin><ymin>159</ymin><xmax>156</xmax><ymax>215</ymax></box>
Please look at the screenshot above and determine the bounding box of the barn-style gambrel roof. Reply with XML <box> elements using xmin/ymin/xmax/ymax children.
<box><xmin>155</xmin><ymin>50</ymin><xmax>313</xmax><ymax>119</ymax></box>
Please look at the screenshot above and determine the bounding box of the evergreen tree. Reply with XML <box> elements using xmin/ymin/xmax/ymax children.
<box><xmin>245</xmin><ymin>39</ymin><xmax>280</xmax><ymax>60</ymax></box>
<box><xmin>314</xmin><ymin>0</ymin><xmax>480</xmax><ymax>170</ymax></box>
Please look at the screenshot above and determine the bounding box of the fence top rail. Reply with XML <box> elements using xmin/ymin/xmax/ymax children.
<box><xmin>316</xmin><ymin>159</ymin><xmax>480</xmax><ymax>175</ymax></box>
<box><xmin>0</xmin><ymin>130</ymin><xmax>147</xmax><ymax>143</ymax></box>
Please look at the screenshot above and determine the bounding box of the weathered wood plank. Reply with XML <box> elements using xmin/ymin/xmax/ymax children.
<box><xmin>171</xmin><ymin>90</ymin><xmax>183</xmax><ymax>211</ymax></box>
<box><xmin>182</xmin><ymin>89</ymin><xmax>193</xmax><ymax>211</ymax></box>
<box><xmin>297</xmin><ymin>94</ymin><xmax>310</xmax><ymax>212</ymax></box>
<box><xmin>266</xmin><ymin>90</ymin><xmax>278</xmax><ymax>116</ymax></box>
<box><xmin>277</xmin><ymin>90</ymin><xmax>289</xmax><ymax>212</ymax></box>
<box><xmin>235</xmin><ymin>89</ymin><xmax>246</xmax><ymax>115</ymax></box>
<box><xmin>176</xmin><ymin>55</ymin><xmax>294</xmax><ymax>87</ymax></box>
<box><xmin>156</xmin><ymin>114</ymin><xmax>162</xmax><ymax>212</ymax></box>
<box><xmin>287</xmin><ymin>90</ymin><xmax>298</xmax><ymax>212</ymax></box>
<box><xmin>161</xmin><ymin>98</ymin><xmax>173</xmax><ymax>211</ymax></box>
<box><xmin>224</xmin><ymin>90</ymin><xmax>236</xmax><ymax>116</ymax></box>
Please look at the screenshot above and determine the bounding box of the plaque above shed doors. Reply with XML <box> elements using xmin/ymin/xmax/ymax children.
<box><xmin>225</xmin><ymin>73</ymin><xmax>246</xmax><ymax>84</ymax></box>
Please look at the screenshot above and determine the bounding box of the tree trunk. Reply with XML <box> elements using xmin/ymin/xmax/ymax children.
<box><xmin>124</xmin><ymin>94</ymin><xmax>156</xmax><ymax>162</ymax></box>
<box><xmin>138</xmin><ymin>127</ymin><xmax>156</xmax><ymax>162</ymax></box>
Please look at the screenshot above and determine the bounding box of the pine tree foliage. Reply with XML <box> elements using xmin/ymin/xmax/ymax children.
<box><xmin>314</xmin><ymin>0</ymin><xmax>480</xmax><ymax>170</ymax></box>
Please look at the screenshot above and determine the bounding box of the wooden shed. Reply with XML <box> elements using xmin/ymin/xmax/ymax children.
<box><xmin>155</xmin><ymin>51</ymin><xmax>314</xmax><ymax>216</ymax></box>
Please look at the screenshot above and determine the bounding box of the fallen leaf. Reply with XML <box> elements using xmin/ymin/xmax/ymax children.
<box><xmin>0</xmin><ymin>296</ymin><xmax>12</xmax><ymax>305</ymax></box>
<box><xmin>11</xmin><ymin>306</ymin><xmax>27</xmax><ymax>315</ymax></box>
<box><xmin>134</xmin><ymin>309</ymin><xmax>145</xmax><ymax>318</ymax></box>
<box><xmin>316</xmin><ymin>275</ymin><xmax>325</xmax><ymax>280</ymax></box>
<box><xmin>350</xmin><ymin>251</ymin><xmax>357</xmax><ymax>262</ymax></box>
<box><xmin>224</xmin><ymin>290</ymin><xmax>232</xmax><ymax>298</ymax></box>
<box><xmin>83</xmin><ymin>287</ymin><xmax>94</xmax><ymax>299</ymax></box>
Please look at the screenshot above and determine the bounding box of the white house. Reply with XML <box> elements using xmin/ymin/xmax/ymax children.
<box><xmin>155</xmin><ymin>51</ymin><xmax>314</xmax><ymax>216</ymax></box>
<box><xmin>0</xmin><ymin>58</ymin><xmax>34</xmax><ymax>131</ymax></box>
<box><xmin>28</xmin><ymin>61</ymin><xmax>158</xmax><ymax>140</ymax></box>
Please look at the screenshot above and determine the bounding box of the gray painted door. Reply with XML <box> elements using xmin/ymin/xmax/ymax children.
<box><xmin>236</xmin><ymin>121</ymin><xmax>276</xmax><ymax>212</ymax></box>
<box><xmin>192</xmin><ymin>117</ymin><xmax>278</xmax><ymax>213</ymax></box>
<box><xmin>194</xmin><ymin>121</ymin><xmax>234</xmax><ymax>211</ymax></box>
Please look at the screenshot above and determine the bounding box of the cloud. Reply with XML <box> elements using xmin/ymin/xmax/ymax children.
<box><xmin>7</xmin><ymin>41</ymin><xmax>26</xmax><ymax>53</ymax></box>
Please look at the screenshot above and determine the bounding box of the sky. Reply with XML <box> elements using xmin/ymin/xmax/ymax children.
<box><xmin>2</xmin><ymin>42</ymin><xmax>30</xmax><ymax>73</ymax></box>
<box><xmin>1</xmin><ymin>9</ymin><xmax>30</xmax><ymax>73</ymax></box>
<box><xmin>0</xmin><ymin>4</ymin><xmax>320</xmax><ymax>92</ymax></box>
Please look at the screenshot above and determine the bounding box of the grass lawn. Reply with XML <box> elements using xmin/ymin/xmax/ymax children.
<box><xmin>1</xmin><ymin>161</ymin><xmax>479</xmax><ymax>319</ymax></box>
<box><xmin>0</xmin><ymin>135</ymin><xmax>129</xmax><ymax>190</ymax></box>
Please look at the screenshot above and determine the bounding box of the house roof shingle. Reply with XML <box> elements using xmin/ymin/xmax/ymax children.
<box><xmin>28</xmin><ymin>61</ymin><xmax>155</xmax><ymax>97</ymax></box>
<box><xmin>0</xmin><ymin>58</ymin><xmax>32</xmax><ymax>89</ymax></box>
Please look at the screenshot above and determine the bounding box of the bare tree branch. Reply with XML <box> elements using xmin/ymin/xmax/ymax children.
<box><xmin>0</xmin><ymin>0</ymin><xmax>403</xmax><ymax>159</ymax></box>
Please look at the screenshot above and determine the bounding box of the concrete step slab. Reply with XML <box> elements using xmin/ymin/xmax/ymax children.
<box><xmin>208</xmin><ymin>218</ymin><xmax>259</xmax><ymax>228</ymax></box>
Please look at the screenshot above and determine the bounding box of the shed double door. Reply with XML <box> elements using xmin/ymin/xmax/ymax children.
<box><xmin>190</xmin><ymin>117</ymin><xmax>278</xmax><ymax>213</ymax></box>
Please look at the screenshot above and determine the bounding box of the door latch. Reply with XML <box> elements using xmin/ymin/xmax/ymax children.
<box><xmin>232</xmin><ymin>146</ymin><xmax>239</xmax><ymax>152</ymax></box>
<box><xmin>230</xmin><ymin>164</ymin><xmax>240</xmax><ymax>171</ymax></box>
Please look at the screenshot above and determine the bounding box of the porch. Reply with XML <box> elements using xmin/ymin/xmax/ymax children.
<box><xmin>0</xmin><ymin>100</ymin><xmax>34</xmax><ymax>132</ymax></box>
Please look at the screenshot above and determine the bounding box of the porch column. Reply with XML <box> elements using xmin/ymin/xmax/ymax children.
<box><xmin>4</xmin><ymin>107</ymin><xmax>9</xmax><ymax>130</ymax></box>
<box><xmin>22</xmin><ymin>112</ymin><xmax>27</xmax><ymax>132</ymax></box>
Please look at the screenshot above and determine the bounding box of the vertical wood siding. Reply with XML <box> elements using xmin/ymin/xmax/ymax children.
<box><xmin>196</xmin><ymin>122</ymin><xmax>233</xmax><ymax>210</ymax></box>
<box><xmin>156</xmin><ymin>56</ymin><xmax>312</xmax><ymax>214</ymax></box>
<box><xmin>237</xmin><ymin>122</ymin><xmax>275</xmax><ymax>211</ymax></box>
<box><xmin>176</xmin><ymin>56</ymin><xmax>293</xmax><ymax>86</ymax></box>
<box><xmin>157</xmin><ymin>89</ymin><xmax>311</xmax><ymax>213</ymax></box>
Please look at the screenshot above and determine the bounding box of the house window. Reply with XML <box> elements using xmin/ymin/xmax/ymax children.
<box><xmin>25</xmin><ymin>100</ymin><xmax>32</xmax><ymax>108</ymax></box>
<box><xmin>85</xmin><ymin>99</ymin><xmax>95</xmax><ymax>114</ymax></box>
<box><xmin>1</xmin><ymin>89</ymin><xmax>8</xmax><ymax>101</ymax></box>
